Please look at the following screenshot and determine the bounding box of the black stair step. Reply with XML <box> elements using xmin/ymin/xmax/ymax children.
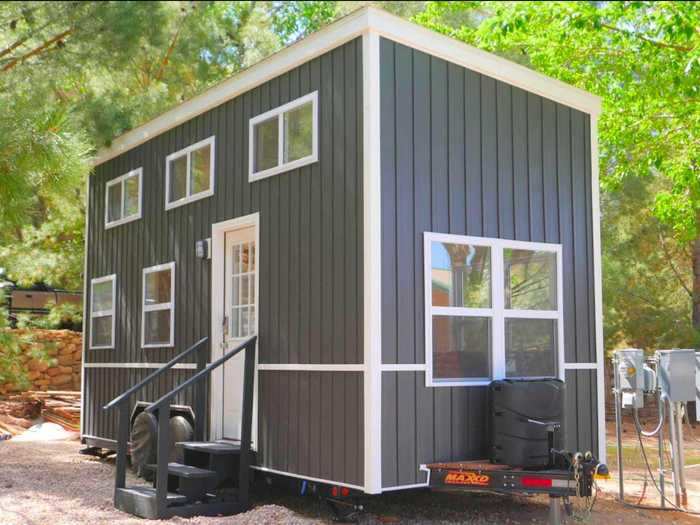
<box><xmin>144</xmin><ymin>462</ymin><xmax>218</xmax><ymax>479</ymax></box>
<box><xmin>117</xmin><ymin>485</ymin><xmax>187</xmax><ymax>505</ymax></box>
<box><xmin>177</xmin><ymin>441</ymin><xmax>241</xmax><ymax>455</ymax></box>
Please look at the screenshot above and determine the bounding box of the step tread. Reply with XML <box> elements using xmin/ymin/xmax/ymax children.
<box><xmin>118</xmin><ymin>486</ymin><xmax>187</xmax><ymax>504</ymax></box>
<box><xmin>144</xmin><ymin>462</ymin><xmax>218</xmax><ymax>479</ymax></box>
<box><xmin>177</xmin><ymin>441</ymin><xmax>241</xmax><ymax>455</ymax></box>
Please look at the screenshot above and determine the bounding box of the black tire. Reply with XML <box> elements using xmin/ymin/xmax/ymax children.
<box><xmin>169</xmin><ymin>415</ymin><xmax>194</xmax><ymax>463</ymax></box>
<box><xmin>130</xmin><ymin>411</ymin><xmax>157</xmax><ymax>479</ymax></box>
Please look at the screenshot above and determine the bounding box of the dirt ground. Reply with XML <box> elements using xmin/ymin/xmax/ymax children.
<box><xmin>1</xmin><ymin>438</ymin><xmax>699</xmax><ymax>524</ymax></box>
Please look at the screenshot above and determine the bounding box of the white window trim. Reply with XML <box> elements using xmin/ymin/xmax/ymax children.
<box><xmin>248</xmin><ymin>91</ymin><xmax>319</xmax><ymax>182</ymax></box>
<box><xmin>424</xmin><ymin>232</ymin><xmax>564</xmax><ymax>387</ymax></box>
<box><xmin>165</xmin><ymin>136</ymin><xmax>216</xmax><ymax>210</ymax></box>
<box><xmin>89</xmin><ymin>274</ymin><xmax>116</xmax><ymax>350</ymax></box>
<box><xmin>141</xmin><ymin>261</ymin><xmax>176</xmax><ymax>348</ymax></box>
<box><xmin>105</xmin><ymin>168</ymin><xmax>143</xmax><ymax>229</ymax></box>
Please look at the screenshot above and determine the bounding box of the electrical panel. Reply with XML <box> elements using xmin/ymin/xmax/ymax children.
<box><xmin>616</xmin><ymin>349</ymin><xmax>644</xmax><ymax>391</ymax></box>
<box><xmin>656</xmin><ymin>349</ymin><xmax>695</xmax><ymax>402</ymax></box>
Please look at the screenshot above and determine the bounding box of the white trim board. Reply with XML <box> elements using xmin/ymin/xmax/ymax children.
<box><xmin>362</xmin><ymin>29</ymin><xmax>383</xmax><ymax>495</ymax></box>
<box><xmin>83</xmin><ymin>362</ymin><xmax>197</xmax><ymax>370</ymax></box>
<box><xmin>92</xmin><ymin>7</ymin><xmax>600</xmax><ymax>167</ymax></box>
<box><xmin>80</xmin><ymin>174</ymin><xmax>90</xmax><ymax>437</ymax></box>
<box><xmin>590</xmin><ymin>116</ymin><xmax>607</xmax><ymax>463</ymax></box>
<box><xmin>257</xmin><ymin>364</ymin><xmax>364</xmax><ymax>372</ymax></box>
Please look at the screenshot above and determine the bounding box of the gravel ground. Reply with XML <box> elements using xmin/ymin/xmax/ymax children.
<box><xmin>0</xmin><ymin>438</ymin><xmax>697</xmax><ymax>524</ymax></box>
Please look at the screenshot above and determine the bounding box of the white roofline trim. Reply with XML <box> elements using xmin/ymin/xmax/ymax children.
<box><xmin>92</xmin><ymin>6</ymin><xmax>601</xmax><ymax>168</ymax></box>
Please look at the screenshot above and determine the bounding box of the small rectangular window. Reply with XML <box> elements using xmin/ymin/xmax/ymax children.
<box><xmin>90</xmin><ymin>274</ymin><xmax>116</xmax><ymax>349</ymax></box>
<box><xmin>142</xmin><ymin>262</ymin><xmax>175</xmax><ymax>348</ymax></box>
<box><xmin>165</xmin><ymin>137</ymin><xmax>215</xmax><ymax>210</ymax></box>
<box><xmin>249</xmin><ymin>91</ymin><xmax>318</xmax><ymax>182</ymax></box>
<box><xmin>105</xmin><ymin>169</ymin><xmax>142</xmax><ymax>228</ymax></box>
<box><xmin>425</xmin><ymin>233</ymin><xmax>562</xmax><ymax>387</ymax></box>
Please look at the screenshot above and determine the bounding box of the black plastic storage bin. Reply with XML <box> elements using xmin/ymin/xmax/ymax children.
<box><xmin>489</xmin><ymin>379</ymin><xmax>565</xmax><ymax>468</ymax></box>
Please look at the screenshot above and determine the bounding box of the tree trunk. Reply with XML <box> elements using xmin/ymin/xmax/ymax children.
<box><xmin>693</xmin><ymin>232</ymin><xmax>700</xmax><ymax>331</ymax></box>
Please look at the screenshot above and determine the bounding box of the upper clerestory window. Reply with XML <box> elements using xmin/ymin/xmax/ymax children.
<box><xmin>249</xmin><ymin>91</ymin><xmax>318</xmax><ymax>182</ymax></box>
<box><xmin>105</xmin><ymin>168</ymin><xmax>142</xmax><ymax>228</ymax></box>
<box><xmin>165</xmin><ymin>136</ymin><xmax>215</xmax><ymax>210</ymax></box>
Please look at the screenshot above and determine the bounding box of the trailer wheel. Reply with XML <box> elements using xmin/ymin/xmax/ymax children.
<box><xmin>130</xmin><ymin>411</ymin><xmax>157</xmax><ymax>478</ymax></box>
<box><xmin>168</xmin><ymin>415</ymin><xmax>193</xmax><ymax>463</ymax></box>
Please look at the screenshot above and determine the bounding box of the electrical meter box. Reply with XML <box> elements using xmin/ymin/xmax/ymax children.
<box><xmin>656</xmin><ymin>349</ymin><xmax>695</xmax><ymax>402</ymax></box>
<box><xmin>615</xmin><ymin>349</ymin><xmax>644</xmax><ymax>391</ymax></box>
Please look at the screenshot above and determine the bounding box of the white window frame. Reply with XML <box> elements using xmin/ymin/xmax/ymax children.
<box><xmin>248</xmin><ymin>91</ymin><xmax>319</xmax><ymax>182</ymax></box>
<box><xmin>424</xmin><ymin>232</ymin><xmax>564</xmax><ymax>387</ymax></box>
<box><xmin>89</xmin><ymin>274</ymin><xmax>116</xmax><ymax>350</ymax></box>
<box><xmin>141</xmin><ymin>261</ymin><xmax>176</xmax><ymax>348</ymax></box>
<box><xmin>105</xmin><ymin>168</ymin><xmax>142</xmax><ymax>229</ymax></box>
<box><xmin>165</xmin><ymin>136</ymin><xmax>215</xmax><ymax>210</ymax></box>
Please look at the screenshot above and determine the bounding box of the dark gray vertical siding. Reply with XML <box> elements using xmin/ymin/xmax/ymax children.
<box><xmin>379</xmin><ymin>38</ymin><xmax>598</xmax><ymax>487</ymax></box>
<box><xmin>85</xmin><ymin>39</ymin><xmax>363</xmax><ymax>486</ymax></box>
<box><xmin>257</xmin><ymin>371</ymin><xmax>364</xmax><ymax>486</ymax></box>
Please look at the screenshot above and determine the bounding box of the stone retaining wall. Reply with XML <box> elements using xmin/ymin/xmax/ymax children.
<box><xmin>0</xmin><ymin>329</ymin><xmax>82</xmax><ymax>394</ymax></box>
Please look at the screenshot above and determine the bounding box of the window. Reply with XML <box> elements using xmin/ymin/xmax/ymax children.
<box><xmin>165</xmin><ymin>137</ymin><xmax>215</xmax><ymax>209</ymax></box>
<box><xmin>425</xmin><ymin>233</ymin><xmax>562</xmax><ymax>386</ymax></box>
<box><xmin>142</xmin><ymin>262</ymin><xmax>175</xmax><ymax>348</ymax></box>
<box><xmin>105</xmin><ymin>168</ymin><xmax>142</xmax><ymax>228</ymax></box>
<box><xmin>249</xmin><ymin>91</ymin><xmax>318</xmax><ymax>182</ymax></box>
<box><xmin>90</xmin><ymin>275</ymin><xmax>116</xmax><ymax>349</ymax></box>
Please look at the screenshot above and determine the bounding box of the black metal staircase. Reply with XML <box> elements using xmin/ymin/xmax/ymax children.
<box><xmin>103</xmin><ymin>335</ymin><xmax>257</xmax><ymax>519</ymax></box>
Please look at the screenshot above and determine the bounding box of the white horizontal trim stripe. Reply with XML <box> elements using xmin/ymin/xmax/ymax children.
<box><xmin>381</xmin><ymin>364</ymin><xmax>426</xmax><ymax>372</ymax></box>
<box><xmin>257</xmin><ymin>364</ymin><xmax>364</xmax><ymax>372</ymax></box>
<box><xmin>83</xmin><ymin>362</ymin><xmax>197</xmax><ymax>370</ymax></box>
<box><xmin>250</xmin><ymin>465</ymin><xmax>365</xmax><ymax>491</ymax></box>
<box><xmin>92</xmin><ymin>7</ymin><xmax>599</xmax><ymax>167</ymax></box>
<box><xmin>563</xmin><ymin>362</ymin><xmax>599</xmax><ymax>370</ymax></box>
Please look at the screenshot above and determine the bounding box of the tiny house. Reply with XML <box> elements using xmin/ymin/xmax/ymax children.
<box><xmin>82</xmin><ymin>6</ymin><xmax>603</xmax><ymax>499</ymax></box>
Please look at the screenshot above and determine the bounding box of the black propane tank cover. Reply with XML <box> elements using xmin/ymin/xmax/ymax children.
<box><xmin>489</xmin><ymin>378</ymin><xmax>565</xmax><ymax>468</ymax></box>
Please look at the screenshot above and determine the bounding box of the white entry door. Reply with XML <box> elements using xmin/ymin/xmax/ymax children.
<box><xmin>220</xmin><ymin>226</ymin><xmax>257</xmax><ymax>441</ymax></box>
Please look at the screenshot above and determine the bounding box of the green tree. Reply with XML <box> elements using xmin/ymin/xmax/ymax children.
<box><xmin>416</xmin><ymin>1</ymin><xmax>700</xmax><ymax>344</ymax></box>
<box><xmin>0</xmin><ymin>1</ymin><xmax>284</xmax><ymax>290</ymax></box>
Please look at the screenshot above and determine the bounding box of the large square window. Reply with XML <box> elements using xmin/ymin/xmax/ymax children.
<box><xmin>142</xmin><ymin>262</ymin><xmax>175</xmax><ymax>347</ymax></box>
<box><xmin>425</xmin><ymin>233</ymin><xmax>561</xmax><ymax>386</ymax></box>
<box><xmin>105</xmin><ymin>169</ymin><xmax>142</xmax><ymax>228</ymax></box>
<box><xmin>249</xmin><ymin>92</ymin><xmax>318</xmax><ymax>181</ymax></box>
<box><xmin>166</xmin><ymin>137</ymin><xmax>215</xmax><ymax>209</ymax></box>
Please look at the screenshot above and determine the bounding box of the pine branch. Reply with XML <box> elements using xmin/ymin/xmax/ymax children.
<box><xmin>1</xmin><ymin>28</ymin><xmax>73</xmax><ymax>73</ymax></box>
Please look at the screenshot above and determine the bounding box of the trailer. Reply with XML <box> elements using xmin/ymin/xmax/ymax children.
<box><xmin>82</xmin><ymin>6</ymin><xmax>604</xmax><ymax>519</ymax></box>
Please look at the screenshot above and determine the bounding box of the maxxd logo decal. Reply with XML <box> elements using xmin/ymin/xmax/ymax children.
<box><xmin>443</xmin><ymin>471</ymin><xmax>490</xmax><ymax>486</ymax></box>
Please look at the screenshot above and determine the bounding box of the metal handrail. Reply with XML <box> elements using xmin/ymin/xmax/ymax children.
<box><xmin>145</xmin><ymin>335</ymin><xmax>257</xmax><ymax>415</ymax></box>
<box><xmin>103</xmin><ymin>336</ymin><xmax>209</xmax><ymax>411</ymax></box>
<box><xmin>146</xmin><ymin>334</ymin><xmax>257</xmax><ymax>517</ymax></box>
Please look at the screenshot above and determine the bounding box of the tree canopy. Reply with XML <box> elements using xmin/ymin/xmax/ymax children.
<box><xmin>0</xmin><ymin>1</ymin><xmax>698</xmax><ymax>352</ymax></box>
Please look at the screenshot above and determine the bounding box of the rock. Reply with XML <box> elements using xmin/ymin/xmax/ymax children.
<box><xmin>46</xmin><ymin>367</ymin><xmax>61</xmax><ymax>377</ymax></box>
<box><xmin>50</xmin><ymin>374</ymin><xmax>72</xmax><ymax>386</ymax></box>
<box><xmin>27</xmin><ymin>371</ymin><xmax>41</xmax><ymax>381</ymax></box>
<box><xmin>58</xmin><ymin>346</ymin><xmax>75</xmax><ymax>356</ymax></box>
<box><xmin>57</xmin><ymin>354</ymin><xmax>74</xmax><ymax>367</ymax></box>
